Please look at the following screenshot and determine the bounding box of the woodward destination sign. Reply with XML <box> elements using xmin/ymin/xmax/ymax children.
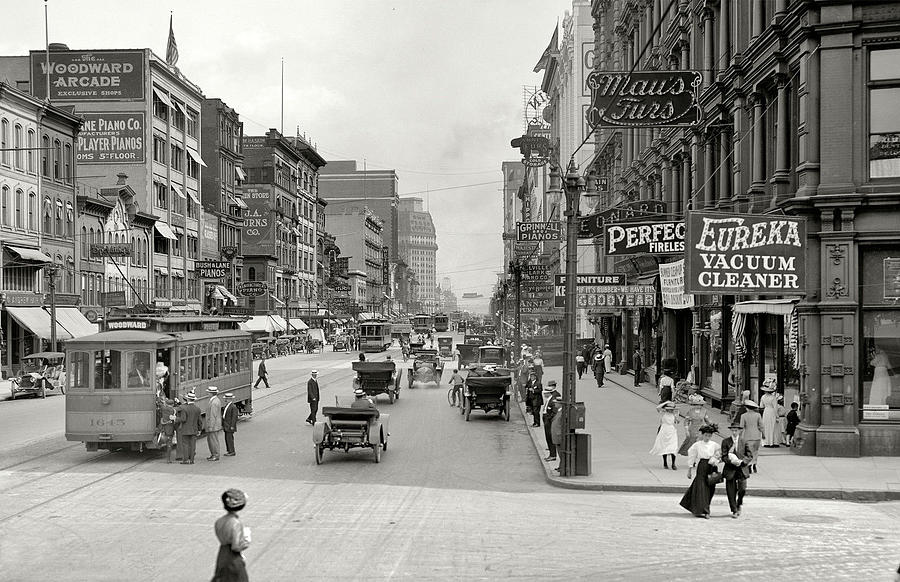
<box><xmin>585</xmin><ymin>70</ymin><xmax>702</xmax><ymax>128</ymax></box>
<box><xmin>604</xmin><ymin>220</ymin><xmax>684</xmax><ymax>256</ymax></box>
<box><xmin>684</xmin><ymin>212</ymin><xmax>807</xmax><ymax>295</ymax></box>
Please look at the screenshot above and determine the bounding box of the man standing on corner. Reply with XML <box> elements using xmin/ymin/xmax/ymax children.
<box><xmin>306</xmin><ymin>370</ymin><xmax>320</xmax><ymax>425</ymax></box>
<box><xmin>222</xmin><ymin>392</ymin><xmax>238</xmax><ymax>456</ymax></box>
<box><xmin>179</xmin><ymin>392</ymin><xmax>203</xmax><ymax>464</ymax></box>
<box><xmin>254</xmin><ymin>356</ymin><xmax>269</xmax><ymax>389</ymax></box>
<box><xmin>632</xmin><ymin>347</ymin><xmax>642</xmax><ymax>387</ymax></box>
<box><xmin>721</xmin><ymin>420</ymin><xmax>753</xmax><ymax>518</ymax></box>
<box><xmin>205</xmin><ymin>386</ymin><xmax>223</xmax><ymax>461</ymax></box>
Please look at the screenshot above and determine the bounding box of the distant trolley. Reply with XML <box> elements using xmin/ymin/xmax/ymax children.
<box><xmin>433</xmin><ymin>313</ymin><xmax>450</xmax><ymax>332</ymax></box>
<box><xmin>64</xmin><ymin>314</ymin><xmax>253</xmax><ymax>452</ymax></box>
<box><xmin>359</xmin><ymin>319</ymin><xmax>393</xmax><ymax>352</ymax></box>
<box><xmin>412</xmin><ymin>313</ymin><xmax>434</xmax><ymax>334</ymax></box>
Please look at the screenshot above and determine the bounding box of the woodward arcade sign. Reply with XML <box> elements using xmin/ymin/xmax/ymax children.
<box><xmin>604</xmin><ymin>220</ymin><xmax>684</xmax><ymax>256</ymax></box>
<box><xmin>684</xmin><ymin>212</ymin><xmax>807</xmax><ymax>295</ymax></box>
<box><xmin>30</xmin><ymin>50</ymin><xmax>145</xmax><ymax>101</ymax></box>
<box><xmin>586</xmin><ymin>70</ymin><xmax>702</xmax><ymax>128</ymax></box>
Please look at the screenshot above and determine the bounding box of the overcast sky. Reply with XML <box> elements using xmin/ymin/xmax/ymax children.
<box><xmin>0</xmin><ymin>0</ymin><xmax>571</xmax><ymax>313</ymax></box>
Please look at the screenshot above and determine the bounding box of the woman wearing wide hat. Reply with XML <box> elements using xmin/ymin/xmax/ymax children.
<box><xmin>212</xmin><ymin>488</ymin><xmax>251</xmax><ymax>582</ymax></box>
<box><xmin>679</xmin><ymin>423</ymin><xmax>722</xmax><ymax>518</ymax></box>
<box><xmin>649</xmin><ymin>401</ymin><xmax>681</xmax><ymax>470</ymax></box>
<box><xmin>678</xmin><ymin>393</ymin><xmax>710</xmax><ymax>457</ymax></box>
<box><xmin>760</xmin><ymin>379</ymin><xmax>783</xmax><ymax>447</ymax></box>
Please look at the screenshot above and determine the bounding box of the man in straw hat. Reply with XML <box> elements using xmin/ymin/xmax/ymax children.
<box><xmin>542</xmin><ymin>382</ymin><xmax>562</xmax><ymax>461</ymax></box>
<box><xmin>205</xmin><ymin>386</ymin><xmax>223</xmax><ymax>461</ymax></box>
<box><xmin>722</xmin><ymin>420</ymin><xmax>753</xmax><ymax>518</ymax></box>
<box><xmin>306</xmin><ymin>370</ymin><xmax>320</xmax><ymax>425</ymax></box>
<box><xmin>178</xmin><ymin>392</ymin><xmax>203</xmax><ymax>464</ymax></box>
<box><xmin>222</xmin><ymin>393</ymin><xmax>238</xmax><ymax>457</ymax></box>
<box><xmin>739</xmin><ymin>399</ymin><xmax>764</xmax><ymax>473</ymax></box>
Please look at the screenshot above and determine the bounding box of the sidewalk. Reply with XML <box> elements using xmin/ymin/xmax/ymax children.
<box><xmin>520</xmin><ymin>366</ymin><xmax>900</xmax><ymax>501</ymax></box>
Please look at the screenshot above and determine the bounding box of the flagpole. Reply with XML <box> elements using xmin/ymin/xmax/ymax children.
<box><xmin>281</xmin><ymin>57</ymin><xmax>284</xmax><ymax>135</ymax></box>
<box><xmin>44</xmin><ymin>0</ymin><xmax>50</xmax><ymax>102</ymax></box>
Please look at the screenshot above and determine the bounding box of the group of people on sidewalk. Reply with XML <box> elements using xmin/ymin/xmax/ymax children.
<box><xmin>575</xmin><ymin>342</ymin><xmax>612</xmax><ymax>388</ymax></box>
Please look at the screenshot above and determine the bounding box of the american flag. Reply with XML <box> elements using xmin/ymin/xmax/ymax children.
<box><xmin>166</xmin><ymin>14</ymin><xmax>178</xmax><ymax>66</ymax></box>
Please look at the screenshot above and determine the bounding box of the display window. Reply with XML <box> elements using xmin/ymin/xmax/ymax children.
<box><xmin>861</xmin><ymin>310</ymin><xmax>900</xmax><ymax>420</ymax></box>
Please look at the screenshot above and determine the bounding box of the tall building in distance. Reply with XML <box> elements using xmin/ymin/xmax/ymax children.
<box><xmin>318</xmin><ymin>160</ymin><xmax>399</xmax><ymax>259</ymax></box>
<box><xmin>324</xmin><ymin>206</ymin><xmax>385</xmax><ymax>315</ymax></box>
<box><xmin>398</xmin><ymin>197</ymin><xmax>437</xmax><ymax>312</ymax></box>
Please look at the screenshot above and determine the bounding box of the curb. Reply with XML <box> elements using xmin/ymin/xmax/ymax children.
<box><xmin>516</xmin><ymin>388</ymin><xmax>900</xmax><ymax>502</ymax></box>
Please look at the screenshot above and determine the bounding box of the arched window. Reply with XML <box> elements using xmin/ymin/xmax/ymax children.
<box><xmin>55</xmin><ymin>198</ymin><xmax>63</xmax><ymax>235</ymax></box>
<box><xmin>89</xmin><ymin>227</ymin><xmax>95</xmax><ymax>257</ymax></box>
<box><xmin>248</xmin><ymin>267</ymin><xmax>256</xmax><ymax>281</ymax></box>
<box><xmin>64</xmin><ymin>143</ymin><xmax>72</xmax><ymax>182</ymax></box>
<box><xmin>65</xmin><ymin>201</ymin><xmax>74</xmax><ymax>236</ymax></box>
<box><xmin>27</xmin><ymin>129</ymin><xmax>35</xmax><ymax>173</ymax></box>
<box><xmin>0</xmin><ymin>119</ymin><xmax>8</xmax><ymax>165</ymax></box>
<box><xmin>14</xmin><ymin>124</ymin><xmax>23</xmax><ymax>169</ymax></box>
<box><xmin>0</xmin><ymin>186</ymin><xmax>9</xmax><ymax>225</ymax></box>
<box><xmin>28</xmin><ymin>192</ymin><xmax>36</xmax><ymax>231</ymax></box>
<box><xmin>53</xmin><ymin>139</ymin><xmax>61</xmax><ymax>179</ymax></box>
<box><xmin>82</xmin><ymin>226</ymin><xmax>88</xmax><ymax>257</ymax></box>
<box><xmin>15</xmin><ymin>189</ymin><xmax>23</xmax><ymax>228</ymax></box>
<box><xmin>41</xmin><ymin>135</ymin><xmax>49</xmax><ymax>176</ymax></box>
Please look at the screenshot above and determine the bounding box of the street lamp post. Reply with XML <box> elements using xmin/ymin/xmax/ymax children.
<box><xmin>550</xmin><ymin>160</ymin><xmax>595</xmax><ymax>477</ymax></box>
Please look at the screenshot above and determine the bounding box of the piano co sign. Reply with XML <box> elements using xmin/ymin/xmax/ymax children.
<box><xmin>586</xmin><ymin>70</ymin><xmax>702</xmax><ymax>128</ymax></box>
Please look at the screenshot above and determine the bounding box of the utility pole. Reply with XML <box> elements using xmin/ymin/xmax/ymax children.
<box><xmin>45</xmin><ymin>263</ymin><xmax>58</xmax><ymax>352</ymax></box>
<box><xmin>512</xmin><ymin>260</ymin><xmax>521</xmax><ymax>359</ymax></box>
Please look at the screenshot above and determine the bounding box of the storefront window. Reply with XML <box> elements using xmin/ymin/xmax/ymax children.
<box><xmin>705</xmin><ymin>309</ymin><xmax>724</xmax><ymax>397</ymax></box>
<box><xmin>861</xmin><ymin>311</ymin><xmax>900</xmax><ymax>420</ymax></box>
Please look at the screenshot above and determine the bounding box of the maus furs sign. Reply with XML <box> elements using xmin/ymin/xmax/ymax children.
<box><xmin>684</xmin><ymin>212</ymin><xmax>806</xmax><ymax>295</ymax></box>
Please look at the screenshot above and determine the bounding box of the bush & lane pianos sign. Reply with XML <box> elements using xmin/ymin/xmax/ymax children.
<box><xmin>684</xmin><ymin>211</ymin><xmax>806</xmax><ymax>295</ymax></box>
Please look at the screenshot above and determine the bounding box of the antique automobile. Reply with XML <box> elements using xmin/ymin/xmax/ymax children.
<box><xmin>332</xmin><ymin>335</ymin><xmax>350</xmax><ymax>352</ymax></box>
<box><xmin>462</xmin><ymin>369</ymin><xmax>512</xmax><ymax>422</ymax></box>
<box><xmin>10</xmin><ymin>352</ymin><xmax>66</xmax><ymax>400</ymax></box>
<box><xmin>313</xmin><ymin>406</ymin><xmax>390</xmax><ymax>464</ymax></box>
<box><xmin>352</xmin><ymin>361</ymin><xmax>402</xmax><ymax>404</ymax></box>
<box><xmin>456</xmin><ymin>344</ymin><xmax>480</xmax><ymax>368</ymax></box>
<box><xmin>274</xmin><ymin>336</ymin><xmax>293</xmax><ymax>357</ymax></box>
<box><xmin>478</xmin><ymin>345</ymin><xmax>509</xmax><ymax>366</ymax></box>
<box><xmin>437</xmin><ymin>336</ymin><xmax>454</xmax><ymax>359</ymax></box>
<box><xmin>252</xmin><ymin>336</ymin><xmax>277</xmax><ymax>359</ymax></box>
<box><xmin>408</xmin><ymin>348</ymin><xmax>444</xmax><ymax>388</ymax></box>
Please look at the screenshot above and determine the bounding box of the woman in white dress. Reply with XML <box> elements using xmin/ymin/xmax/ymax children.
<box><xmin>869</xmin><ymin>350</ymin><xmax>892</xmax><ymax>406</ymax></box>
<box><xmin>649</xmin><ymin>401</ymin><xmax>680</xmax><ymax>470</ymax></box>
<box><xmin>680</xmin><ymin>424</ymin><xmax>722</xmax><ymax>518</ymax></box>
<box><xmin>760</xmin><ymin>380</ymin><xmax>783</xmax><ymax>447</ymax></box>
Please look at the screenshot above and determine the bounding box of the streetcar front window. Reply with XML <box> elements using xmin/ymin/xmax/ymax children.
<box><xmin>68</xmin><ymin>351</ymin><xmax>91</xmax><ymax>392</ymax></box>
<box><xmin>94</xmin><ymin>349</ymin><xmax>123</xmax><ymax>390</ymax></box>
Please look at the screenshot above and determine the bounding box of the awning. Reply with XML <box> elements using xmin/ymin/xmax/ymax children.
<box><xmin>6</xmin><ymin>307</ymin><xmax>72</xmax><ymax>340</ymax></box>
<box><xmin>186</xmin><ymin>189</ymin><xmax>201</xmax><ymax>205</ymax></box>
<box><xmin>54</xmin><ymin>308</ymin><xmax>99</xmax><ymax>339</ymax></box>
<box><xmin>235</xmin><ymin>167</ymin><xmax>247</xmax><ymax>181</ymax></box>
<box><xmin>173</xmin><ymin>100</ymin><xmax>188</xmax><ymax>117</ymax></box>
<box><xmin>209</xmin><ymin>284</ymin><xmax>237</xmax><ymax>303</ymax></box>
<box><xmin>229</xmin><ymin>195</ymin><xmax>248</xmax><ymax>210</ymax></box>
<box><xmin>239</xmin><ymin>315</ymin><xmax>286</xmax><ymax>333</ymax></box>
<box><xmin>172</xmin><ymin>270</ymin><xmax>184</xmax><ymax>278</ymax></box>
<box><xmin>5</xmin><ymin>245</ymin><xmax>52</xmax><ymax>263</ymax></box>
<box><xmin>155</xmin><ymin>267</ymin><xmax>169</xmax><ymax>276</ymax></box>
<box><xmin>154</xmin><ymin>221</ymin><xmax>177</xmax><ymax>240</ymax></box>
<box><xmin>270</xmin><ymin>315</ymin><xmax>288</xmax><ymax>330</ymax></box>
<box><xmin>186</xmin><ymin>148</ymin><xmax>207</xmax><ymax>167</ymax></box>
<box><xmin>152</xmin><ymin>86</ymin><xmax>174</xmax><ymax>109</ymax></box>
<box><xmin>172</xmin><ymin>225</ymin><xmax>184</xmax><ymax>235</ymax></box>
<box><xmin>271</xmin><ymin>295</ymin><xmax>285</xmax><ymax>307</ymax></box>
<box><xmin>171</xmin><ymin>184</ymin><xmax>186</xmax><ymax>199</ymax></box>
<box><xmin>287</xmin><ymin>318</ymin><xmax>309</xmax><ymax>331</ymax></box>
<box><xmin>733</xmin><ymin>298</ymin><xmax>800</xmax><ymax>315</ymax></box>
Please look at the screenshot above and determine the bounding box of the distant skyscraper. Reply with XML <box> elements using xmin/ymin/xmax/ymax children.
<box><xmin>398</xmin><ymin>197</ymin><xmax>437</xmax><ymax>311</ymax></box>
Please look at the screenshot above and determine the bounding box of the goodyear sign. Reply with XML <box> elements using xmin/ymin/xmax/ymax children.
<box><xmin>554</xmin><ymin>274</ymin><xmax>655</xmax><ymax>309</ymax></box>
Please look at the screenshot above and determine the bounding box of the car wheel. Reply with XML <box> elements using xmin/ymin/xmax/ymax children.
<box><xmin>40</xmin><ymin>387</ymin><xmax>46</xmax><ymax>399</ymax></box>
<box><xmin>315</xmin><ymin>444</ymin><xmax>324</xmax><ymax>465</ymax></box>
<box><xmin>373</xmin><ymin>443</ymin><xmax>381</xmax><ymax>463</ymax></box>
<box><xmin>504</xmin><ymin>401</ymin><xmax>510</xmax><ymax>422</ymax></box>
<box><xmin>388</xmin><ymin>391</ymin><xmax>395</xmax><ymax>404</ymax></box>
<box><xmin>464</xmin><ymin>399</ymin><xmax>471</xmax><ymax>421</ymax></box>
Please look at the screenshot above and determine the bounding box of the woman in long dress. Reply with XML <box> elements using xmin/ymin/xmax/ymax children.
<box><xmin>869</xmin><ymin>350</ymin><xmax>892</xmax><ymax>406</ymax></box>
<box><xmin>649</xmin><ymin>401</ymin><xmax>680</xmax><ymax>470</ymax></box>
<box><xmin>678</xmin><ymin>393</ymin><xmax>710</xmax><ymax>457</ymax></box>
<box><xmin>760</xmin><ymin>380</ymin><xmax>783</xmax><ymax>447</ymax></box>
<box><xmin>679</xmin><ymin>424</ymin><xmax>721</xmax><ymax>518</ymax></box>
<box><xmin>212</xmin><ymin>489</ymin><xmax>251</xmax><ymax>582</ymax></box>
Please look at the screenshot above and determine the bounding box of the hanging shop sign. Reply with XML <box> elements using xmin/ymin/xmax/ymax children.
<box><xmin>382</xmin><ymin>246</ymin><xmax>390</xmax><ymax>286</ymax></box>
<box><xmin>196</xmin><ymin>261</ymin><xmax>230</xmax><ymax>279</ymax></box>
<box><xmin>237</xmin><ymin>281</ymin><xmax>268</xmax><ymax>297</ymax></box>
<box><xmin>510</xmin><ymin>134</ymin><xmax>551</xmax><ymax>167</ymax></box>
<box><xmin>514</xmin><ymin>242</ymin><xmax>539</xmax><ymax>257</ymax></box>
<box><xmin>604</xmin><ymin>220</ymin><xmax>684</xmax><ymax>256</ymax></box>
<box><xmin>684</xmin><ymin>211</ymin><xmax>807</xmax><ymax>295</ymax></box>
<box><xmin>89</xmin><ymin>242</ymin><xmax>133</xmax><ymax>257</ymax></box>
<box><xmin>579</xmin><ymin>200</ymin><xmax>667</xmax><ymax>239</ymax></box>
<box><xmin>30</xmin><ymin>50</ymin><xmax>145</xmax><ymax>101</ymax></box>
<box><xmin>100</xmin><ymin>291</ymin><xmax>127</xmax><ymax>307</ymax></box>
<box><xmin>77</xmin><ymin>112</ymin><xmax>145</xmax><ymax>163</ymax></box>
<box><xmin>658</xmin><ymin>259</ymin><xmax>694</xmax><ymax>309</ymax></box>
<box><xmin>585</xmin><ymin>70</ymin><xmax>702</xmax><ymax>128</ymax></box>
<box><xmin>517</xmin><ymin>221</ymin><xmax>562</xmax><ymax>242</ymax></box>
<box><xmin>553</xmin><ymin>274</ymin><xmax>653</xmax><ymax>308</ymax></box>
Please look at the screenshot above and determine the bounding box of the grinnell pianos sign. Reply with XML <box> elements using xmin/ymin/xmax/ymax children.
<box><xmin>684</xmin><ymin>212</ymin><xmax>807</xmax><ymax>295</ymax></box>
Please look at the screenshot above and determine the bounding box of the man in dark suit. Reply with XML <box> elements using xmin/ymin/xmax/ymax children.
<box><xmin>721</xmin><ymin>420</ymin><xmax>753</xmax><ymax>518</ymax></box>
<box><xmin>222</xmin><ymin>393</ymin><xmax>239</xmax><ymax>456</ymax></box>
<box><xmin>177</xmin><ymin>393</ymin><xmax>203</xmax><ymax>464</ymax></box>
<box><xmin>306</xmin><ymin>370</ymin><xmax>320</xmax><ymax>425</ymax></box>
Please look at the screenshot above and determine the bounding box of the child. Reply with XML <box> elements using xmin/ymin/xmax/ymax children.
<box><xmin>785</xmin><ymin>402</ymin><xmax>801</xmax><ymax>445</ymax></box>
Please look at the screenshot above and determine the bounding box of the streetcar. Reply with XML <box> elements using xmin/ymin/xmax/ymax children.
<box><xmin>64</xmin><ymin>314</ymin><xmax>253</xmax><ymax>452</ymax></box>
<box><xmin>433</xmin><ymin>313</ymin><xmax>450</xmax><ymax>333</ymax></box>
<box><xmin>412</xmin><ymin>313</ymin><xmax>433</xmax><ymax>334</ymax></box>
<box><xmin>359</xmin><ymin>319</ymin><xmax>393</xmax><ymax>352</ymax></box>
